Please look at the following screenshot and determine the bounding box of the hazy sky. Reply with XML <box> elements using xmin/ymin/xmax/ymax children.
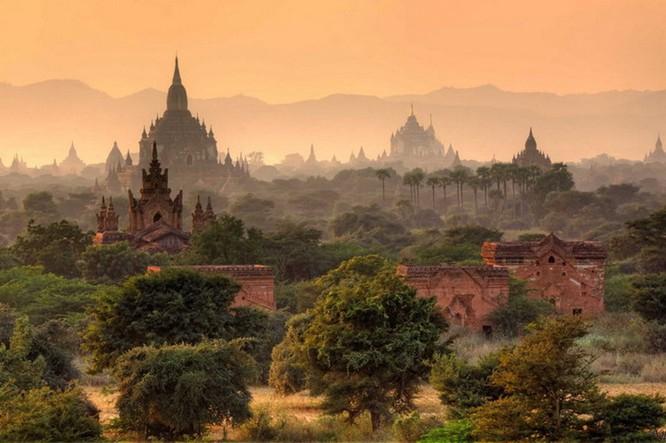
<box><xmin>1</xmin><ymin>0</ymin><xmax>665</xmax><ymax>102</ymax></box>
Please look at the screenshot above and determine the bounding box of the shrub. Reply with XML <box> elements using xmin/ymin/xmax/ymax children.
<box><xmin>0</xmin><ymin>386</ymin><xmax>101</xmax><ymax>442</ymax></box>
<box><xmin>417</xmin><ymin>419</ymin><xmax>473</xmax><ymax>443</ymax></box>
<box><xmin>84</xmin><ymin>268</ymin><xmax>241</xmax><ymax>371</ymax></box>
<box><xmin>392</xmin><ymin>411</ymin><xmax>428</xmax><ymax>443</ymax></box>
<box><xmin>646</xmin><ymin>321</ymin><xmax>666</xmax><ymax>353</ymax></box>
<box><xmin>604</xmin><ymin>274</ymin><xmax>636</xmax><ymax>312</ymax></box>
<box><xmin>487</xmin><ymin>277</ymin><xmax>554</xmax><ymax>337</ymax></box>
<box><xmin>268</xmin><ymin>313</ymin><xmax>310</xmax><ymax>395</ymax></box>
<box><xmin>113</xmin><ymin>340</ymin><xmax>255</xmax><ymax>439</ymax></box>
<box><xmin>594</xmin><ymin>394</ymin><xmax>666</xmax><ymax>441</ymax></box>
<box><xmin>430</xmin><ymin>353</ymin><xmax>502</xmax><ymax>418</ymax></box>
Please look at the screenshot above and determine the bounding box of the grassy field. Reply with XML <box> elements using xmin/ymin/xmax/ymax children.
<box><xmin>83</xmin><ymin>382</ymin><xmax>666</xmax><ymax>441</ymax></box>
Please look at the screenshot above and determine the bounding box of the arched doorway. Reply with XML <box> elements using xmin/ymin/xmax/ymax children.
<box><xmin>153</xmin><ymin>212</ymin><xmax>162</xmax><ymax>223</ymax></box>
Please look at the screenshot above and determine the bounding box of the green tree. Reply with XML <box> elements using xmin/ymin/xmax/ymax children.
<box><xmin>487</xmin><ymin>277</ymin><xmax>554</xmax><ymax>337</ymax></box>
<box><xmin>594</xmin><ymin>394</ymin><xmax>666</xmax><ymax>442</ymax></box>
<box><xmin>0</xmin><ymin>266</ymin><xmax>100</xmax><ymax>325</ymax></box>
<box><xmin>0</xmin><ymin>386</ymin><xmax>101</xmax><ymax>442</ymax></box>
<box><xmin>184</xmin><ymin>214</ymin><xmax>264</xmax><ymax>265</ymax></box>
<box><xmin>268</xmin><ymin>313</ymin><xmax>311</xmax><ymax>395</ymax></box>
<box><xmin>303</xmin><ymin>255</ymin><xmax>446</xmax><ymax>430</ymax></box>
<box><xmin>113</xmin><ymin>340</ymin><xmax>255</xmax><ymax>439</ymax></box>
<box><xmin>12</xmin><ymin>220</ymin><xmax>91</xmax><ymax>278</ymax></box>
<box><xmin>626</xmin><ymin>207</ymin><xmax>666</xmax><ymax>273</ymax></box>
<box><xmin>430</xmin><ymin>353</ymin><xmax>502</xmax><ymax>419</ymax></box>
<box><xmin>632</xmin><ymin>274</ymin><xmax>666</xmax><ymax>324</ymax></box>
<box><xmin>83</xmin><ymin>268</ymin><xmax>241</xmax><ymax>371</ymax></box>
<box><xmin>23</xmin><ymin>191</ymin><xmax>58</xmax><ymax>215</ymax></box>
<box><xmin>471</xmin><ymin>317</ymin><xmax>603</xmax><ymax>441</ymax></box>
<box><xmin>78</xmin><ymin>241</ymin><xmax>166</xmax><ymax>284</ymax></box>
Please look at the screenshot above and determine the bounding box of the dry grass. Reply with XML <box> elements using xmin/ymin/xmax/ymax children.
<box><xmin>86</xmin><ymin>382</ymin><xmax>666</xmax><ymax>441</ymax></box>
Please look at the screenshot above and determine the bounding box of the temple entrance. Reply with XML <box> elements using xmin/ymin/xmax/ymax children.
<box><xmin>153</xmin><ymin>212</ymin><xmax>162</xmax><ymax>223</ymax></box>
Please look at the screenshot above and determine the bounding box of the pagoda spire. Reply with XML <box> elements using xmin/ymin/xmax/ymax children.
<box><xmin>172</xmin><ymin>56</ymin><xmax>182</xmax><ymax>85</ymax></box>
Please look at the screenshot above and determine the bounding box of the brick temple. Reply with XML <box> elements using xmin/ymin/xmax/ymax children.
<box><xmin>482</xmin><ymin>233</ymin><xmax>607</xmax><ymax>317</ymax></box>
<box><xmin>397</xmin><ymin>264</ymin><xmax>510</xmax><ymax>331</ymax></box>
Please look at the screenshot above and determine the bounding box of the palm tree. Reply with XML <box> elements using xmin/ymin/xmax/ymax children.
<box><xmin>403</xmin><ymin>172</ymin><xmax>415</xmax><ymax>204</ymax></box>
<box><xmin>467</xmin><ymin>175</ymin><xmax>480</xmax><ymax>214</ymax></box>
<box><xmin>449</xmin><ymin>166</ymin><xmax>469</xmax><ymax>208</ymax></box>
<box><xmin>426</xmin><ymin>175</ymin><xmax>440</xmax><ymax>210</ymax></box>
<box><xmin>437</xmin><ymin>174</ymin><xmax>451</xmax><ymax>214</ymax></box>
<box><xmin>375</xmin><ymin>168</ymin><xmax>391</xmax><ymax>202</ymax></box>
<box><xmin>411</xmin><ymin>168</ymin><xmax>426</xmax><ymax>207</ymax></box>
<box><xmin>476</xmin><ymin>166</ymin><xmax>492</xmax><ymax>208</ymax></box>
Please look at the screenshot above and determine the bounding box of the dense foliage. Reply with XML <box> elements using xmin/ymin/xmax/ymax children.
<box><xmin>302</xmin><ymin>255</ymin><xmax>446</xmax><ymax>430</ymax></box>
<box><xmin>84</xmin><ymin>268</ymin><xmax>241</xmax><ymax>370</ymax></box>
<box><xmin>113</xmin><ymin>340</ymin><xmax>255</xmax><ymax>439</ymax></box>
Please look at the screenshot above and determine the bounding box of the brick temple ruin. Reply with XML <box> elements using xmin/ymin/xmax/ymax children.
<box><xmin>397</xmin><ymin>264</ymin><xmax>510</xmax><ymax>332</ymax></box>
<box><xmin>399</xmin><ymin>233</ymin><xmax>607</xmax><ymax>331</ymax></box>
<box><xmin>482</xmin><ymin>233</ymin><xmax>607</xmax><ymax>317</ymax></box>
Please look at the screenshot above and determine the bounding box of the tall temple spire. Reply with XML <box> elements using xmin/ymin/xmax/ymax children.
<box><xmin>172</xmin><ymin>56</ymin><xmax>182</xmax><ymax>85</ymax></box>
<box><xmin>166</xmin><ymin>56</ymin><xmax>188</xmax><ymax>111</ymax></box>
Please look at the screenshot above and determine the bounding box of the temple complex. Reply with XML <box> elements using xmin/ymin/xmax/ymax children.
<box><xmin>482</xmin><ymin>233</ymin><xmax>607</xmax><ymax>317</ymax></box>
<box><xmin>398</xmin><ymin>264</ymin><xmax>509</xmax><ymax>332</ymax></box>
<box><xmin>512</xmin><ymin>128</ymin><xmax>552</xmax><ymax>170</ymax></box>
<box><xmin>389</xmin><ymin>107</ymin><xmax>447</xmax><ymax>167</ymax></box>
<box><xmin>644</xmin><ymin>135</ymin><xmax>666</xmax><ymax>163</ymax></box>
<box><xmin>148</xmin><ymin>265</ymin><xmax>276</xmax><ymax>311</ymax></box>
<box><xmin>94</xmin><ymin>141</ymin><xmax>214</xmax><ymax>253</ymax></box>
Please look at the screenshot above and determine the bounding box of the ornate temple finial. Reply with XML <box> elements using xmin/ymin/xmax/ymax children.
<box><xmin>152</xmin><ymin>141</ymin><xmax>158</xmax><ymax>161</ymax></box>
<box><xmin>173</xmin><ymin>56</ymin><xmax>182</xmax><ymax>85</ymax></box>
<box><xmin>410</xmin><ymin>103</ymin><xmax>414</xmax><ymax>115</ymax></box>
<box><xmin>108</xmin><ymin>196</ymin><xmax>114</xmax><ymax>209</ymax></box>
<box><xmin>101</xmin><ymin>196</ymin><xmax>106</xmax><ymax>208</ymax></box>
<box><xmin>206</xmin><ymin>196</ymin><xmax>213</xmax><ymax>211</ymax></box>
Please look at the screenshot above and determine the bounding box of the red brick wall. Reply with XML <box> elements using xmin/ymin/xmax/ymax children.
<box><xmin>398</xmin><ymin>265</ymin><xmax>509</xmax><ymax>331</ymax></box>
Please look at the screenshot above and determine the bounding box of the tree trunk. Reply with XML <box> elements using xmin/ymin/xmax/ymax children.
<box><xmin>381</xmin><ymin>179</ymin><xmax>386</xmax><ymax>202</ymax></box>
<box><xmin>473</xmin><ymin>189</ymin><xmax>478</xmax><ymax>214</ymax></box>
<box><xmin>370</xmin><ymin>410</ymin><xmax>381</xmax><ymax>432</ymax></box>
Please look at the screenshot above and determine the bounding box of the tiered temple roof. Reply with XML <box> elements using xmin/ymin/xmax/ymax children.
<box><xmin>512</xmin><ymin>128</ymin><xmax>552</xmax><ymax>170</ymax></box>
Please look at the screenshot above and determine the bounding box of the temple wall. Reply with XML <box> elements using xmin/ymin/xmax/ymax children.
<box><xmin>398</xmin><ymin>265</ymin><xmax>510</xmax><ymax>331</ymax></box>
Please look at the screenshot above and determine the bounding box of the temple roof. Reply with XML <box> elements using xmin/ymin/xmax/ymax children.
<box><xmin>481</xmin><ymin>233</ymin><xmax>607</xmax><ymax>260</ymax></box>
<box><xmin>166</xmin><ymin>57</ymin><xmax>188</xmax><ymax>112</ymax></box>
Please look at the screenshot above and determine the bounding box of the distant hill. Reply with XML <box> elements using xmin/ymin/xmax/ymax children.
<box><xmin>1</xmin><ymin>80</ymin><xmax>665</xmax><ymax>166</ymax></box>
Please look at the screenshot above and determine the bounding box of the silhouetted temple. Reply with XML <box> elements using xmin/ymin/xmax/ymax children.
<box><xmin>512</xmin><ymin>128</ymin><xmax>552</xmax><ymax>170</ymax></box>
<box><xmin>644</xmin><ymin>135</ymin><xmax>666</xmax><ymax>163</ymax></box>
<box><xmin>104</xmin><ymin>58</ymin><xmax>249</xmax><ymax>191</ymax></box>
<box><xmin>95</xmin><ymin>142</ymin><xmax>215</xmax><ymax>253</ymax></box>
<box><xmin>389</xmin><ymin>107</ymin><xmax>446</xmax><ymax>166</ymax></box>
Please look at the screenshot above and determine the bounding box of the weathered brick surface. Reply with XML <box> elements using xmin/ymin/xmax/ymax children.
<box><xmin>147</xmin><ymin>265</ymin><xmax>276</xmax><ymax>311</ymax></box>
<box><xmin>481</xmin><ymin>233</ymin><xmax>607</xmax><ymax>317</ymax></box>
<box><xmin>398</xmin><ymin>264</ymin><xmax>510</xmax><ymax>330</ymax></box>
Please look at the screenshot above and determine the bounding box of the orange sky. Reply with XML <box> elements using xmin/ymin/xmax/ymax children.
<box><xmin>1</xmin><ymin>0</ymin><xmax>665</xmax><ymax>102</ymax></box>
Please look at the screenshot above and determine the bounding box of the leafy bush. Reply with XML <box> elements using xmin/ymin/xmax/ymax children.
<box><xmin>430</xmin><ymin>353</ymin><xmax>502</xmax><ymax>418</ymax></box>
<box><xmin>113</xmin><ymin>340</ymin><xmax>255</xmax><ymax>439</ymax></box>
<box><xmin>84</xmin><ymin>268</ymin><xmax>241</xmax><ymax>371</ymax></box>
<box><xmin>604</xmin><ymin>274</ymin><xmax>636</xmax><ymax>312</ymax></box>
<box><xmin>268</xmin><ymin>313</ymin><xmax>310</xmax><ymax>395</ymax></box>
<box><xmin>392</xmin><ymin>411</ymin><xmax>430</xmax><ymax>443</ymax></box>
<box><xmin>0</xmin><ymin>386</ymin><xmax>101</xmax><ymax>442</ymax></box>
<box><xmin>594</xmin><ymin>394</ymin><xmax>666</xmax><ymax>442</ymax></box>
<box><xmin>78</xmin><ymin>241</ymin><xmax>165</xmax><ymax>284</ymax></box>
<box><xmin>417</xmin><ymin>419</ymin><xmax>473</xmax><ymax>443</ymax></box>
<box><xmin>0</xmin><ymin>266</ymin><xmax>100</xmax><ymax>325</ymax></box>
<box><xmin>487</xmin><ymin>277</ymin><xmax>554</xmax><ymax>337</ymax></box>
